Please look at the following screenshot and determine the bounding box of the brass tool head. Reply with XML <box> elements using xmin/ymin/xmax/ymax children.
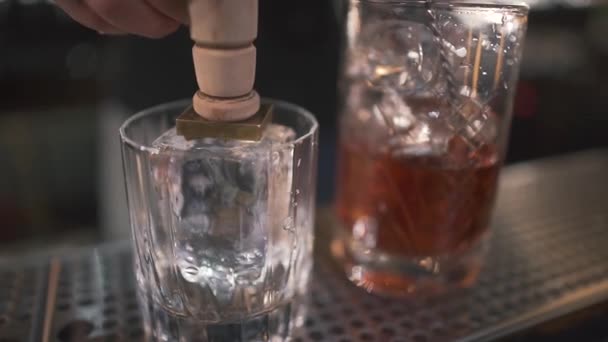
<box><xmin>176</xmin><ymin>103</ymin><xmax>273</xmax><ymax>141</ymax></box>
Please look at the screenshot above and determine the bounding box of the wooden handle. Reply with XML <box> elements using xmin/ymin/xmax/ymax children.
<box><xmin>188</xmin><ymin>0</ymin><xmax>260</xmax><ymax>122</ymax></box>
<box><xmin>192</xmin><ymin>45</ymin><xmax>256</xmax><ymax>98</ymax></box>
<box><xmin>193</xmin><ymin>91</ymin><xmax>260</xmax><ymax>122</ymax></box>
<box><xmin>189</xmin><ymin>0</ymin><xmax>258</xmax><ymax>47</ymax></box>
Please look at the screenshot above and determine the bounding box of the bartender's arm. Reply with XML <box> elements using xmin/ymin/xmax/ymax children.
<box><xmin>55</xmin><ymin>0</ymin><xmax>188</xmax><ymax>38</ymax></box>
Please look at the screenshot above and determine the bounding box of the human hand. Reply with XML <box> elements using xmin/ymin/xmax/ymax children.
<box><xmin>55</xmin><ymin>0</ymin><xmax>188</xmax><ymax>38</ymax></box>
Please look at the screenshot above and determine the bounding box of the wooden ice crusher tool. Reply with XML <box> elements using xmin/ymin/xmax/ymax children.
<box><xmin>176</xmin><ymin>0</ymin><xmax>272</xmax><ymax>141</ymax></box>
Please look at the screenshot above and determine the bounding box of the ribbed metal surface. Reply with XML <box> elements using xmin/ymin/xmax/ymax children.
<box><xmin>1</xmin><ymin>149</ymin><xmax>607</xmax><ymax>341</ymax></box>
<box><xmin>53</xmin><ymin>249</ymin><xmax>143</xmax><ymax>342</ymax></box>
<box><xmin>0</xmin><ymin>262</ymin><xmax>46</xmax><ymax>342</ymax></box>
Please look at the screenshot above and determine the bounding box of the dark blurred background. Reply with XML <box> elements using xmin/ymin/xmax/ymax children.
<box><xmin>0</xmin><ymin>0</ymin><xmax>607</xmax><ymax>252</ymax></box>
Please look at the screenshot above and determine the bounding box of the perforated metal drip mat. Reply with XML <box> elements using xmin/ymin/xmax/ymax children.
<box><xmin>1</xmin><ymin>149</ymin><xmax>608</xmax><ymax>342</ymax></box>
<box><xmin>0</xmin><ymin>265</ymin><xmax>46</xmax><ymax>342</ymax></box>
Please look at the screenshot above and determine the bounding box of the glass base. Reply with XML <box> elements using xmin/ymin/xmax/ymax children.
<box><xmin>140</xmin><ymin>294</ymin><xmax>307</xmax><ymax>342</ymax></box>
<box><xmin>330</xmin><ymin>234</ymin><xmax>487</xmax><ymax>297</ymax></box>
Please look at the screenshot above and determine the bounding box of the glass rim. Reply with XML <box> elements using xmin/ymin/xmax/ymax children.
<box><xmin>119</xmin><ymin>98</ymin><xmax>319</xmax><ymax>154</ymax></box>
<box><xmin>356</xmin><ymin>0</ymin><xmax>529</xmax><ymax>13</ymax></box>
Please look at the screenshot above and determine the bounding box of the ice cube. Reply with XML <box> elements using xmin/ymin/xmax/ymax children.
<box><xmin>263</xmin><ymin>124</ymin><xmax>296</xmax><ymax>143</ymax></box>
<box><xmin>352</xmin><ymin>20</ymin><xmax>439</xmax><ymax>94</ymax></box>
<box><xmin>388</xmin><ymin>119</ymin><xmax>450</xmax><ymax>157</ymax></box>
<box><xmin>371</xmin><ymin>92</ymin><xmax>452</xmax><ymax>157</ymax></box>
<box><xmin>150</xmin><ymin>123</ymin><xmax>296</xmax><ymax>319</ymax></box>
<box><xmin>372</xmin><ymin>88</ymin><xmax>417</xmax><ymax>133</ymax></box>
<box><xmin>353</xmin><ymin>216</ymin><xmax>378</xmax><ymax>249</ymax></box>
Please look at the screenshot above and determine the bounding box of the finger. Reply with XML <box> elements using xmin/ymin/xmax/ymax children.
<box><xmin>145</xmin><ymin>0</ymin><xmax>189</xmax><ymax>25</ymax></box>
<box><xmin>84</xmin><ymin>0</ymin><xmax>180</xmax><ymax>38</ymax></box>
<box><xmin>55</xmin><ymin>0</ymin><xmax>124</xmax><ymax>34</ymax></box>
